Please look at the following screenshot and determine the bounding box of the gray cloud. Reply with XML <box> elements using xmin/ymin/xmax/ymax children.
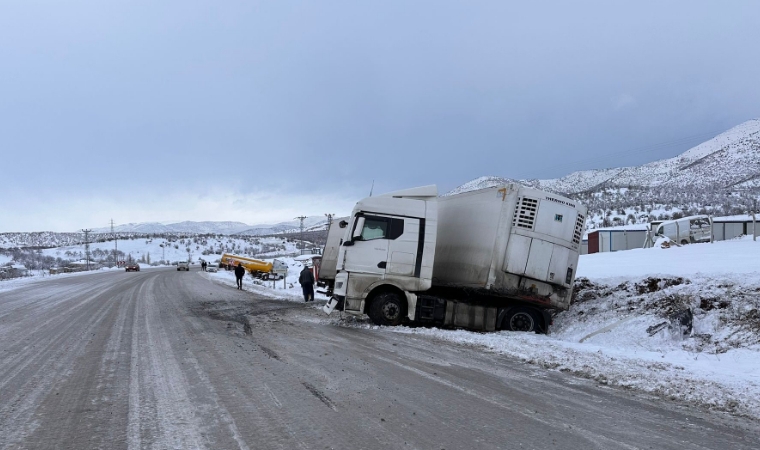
<box><xmin>2</xmin><ymin>1</ymin><xmax>759</xmax><ymax>231</ymax></box>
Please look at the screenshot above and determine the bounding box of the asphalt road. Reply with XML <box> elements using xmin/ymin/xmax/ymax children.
<box><xmin>1</xmin><ymin>268</ymin><xmax>759</xmax><ymax>450</ymax></box>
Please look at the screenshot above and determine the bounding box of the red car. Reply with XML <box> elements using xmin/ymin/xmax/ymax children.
<box><xmin>125</xmin><ymin>263</ymin><xmax>140</xmax><ymax>272</ymax></box>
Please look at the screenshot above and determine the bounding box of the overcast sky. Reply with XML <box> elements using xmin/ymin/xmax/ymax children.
<box><xmin>3</xmin><ymin>1</ymin><xmax>760</xmax><ymax>232</ymax></box>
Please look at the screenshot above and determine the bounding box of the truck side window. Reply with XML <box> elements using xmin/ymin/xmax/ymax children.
<box><xmin>388</xmin><ymin>218</ymin><xmax>404</xmax><ymax>239</ymax></box>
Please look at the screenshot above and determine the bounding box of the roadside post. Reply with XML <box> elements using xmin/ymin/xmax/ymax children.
<box><xmin>271</xmin><ymin>265</ymin><xmax>288</xmax><ymax>290</ymax></box>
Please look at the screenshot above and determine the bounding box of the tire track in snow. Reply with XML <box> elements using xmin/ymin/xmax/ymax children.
<box><xmin>127</xmin><ymin>275</ymin><xmax>252</xmax><ymax>450</ymax></box>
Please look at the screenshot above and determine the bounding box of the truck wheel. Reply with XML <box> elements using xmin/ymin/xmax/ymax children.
<box><xmin>368</xmin><ymin>292</ymin><xmax>406</xmax><ymax>326</ymax></box>
<box><xmin>504</xmin><ymin>308</ymin><xmax>539</xmax><ymax>332</ymax></box>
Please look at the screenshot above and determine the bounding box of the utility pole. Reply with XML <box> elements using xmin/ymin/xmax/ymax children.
<box><xmin>111</xmin><ymin>219</ymin><xmax>118</xmax><ymax>268</ymax></box>
<box><xmin>295</xmin><ymin>216</ymin><xmax>307</xmax><ymax>255</ymax></box>
<box><xmin>753</xmin><ymin>199</ymin><xmax>757</xmax><ymax>242</ymax></box>
<box><xmin>82</xmin><ymin>229</ymin><xmax>92</xmax><ymax>271</ymax></box>
<box><xmin>323</xmin><ymin>214</ymin><xmax>335</xmax><ymax>254</ymax></box>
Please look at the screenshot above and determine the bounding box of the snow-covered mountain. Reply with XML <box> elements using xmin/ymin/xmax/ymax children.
<box><xmin>92</xmin><ymin>217</ymin><xmax>330</xmax><ymax>236</ymax></box>
<box><xmin>236</xmin><ymin>217</ymin><xmax>328</xmax><ymax>236</ymax></box>
<box><xmin>91</xmin><ymin>221</ymin><xmax>253</xmax><ymax>234</ymax></box>
<box><xmin>449</xmin><ymin>119</ymin><xmax>760</xmax><ymax>195</ymax></box>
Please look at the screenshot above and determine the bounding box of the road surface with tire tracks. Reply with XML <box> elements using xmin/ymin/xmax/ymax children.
<box><xmin>1</xmin><ymin>267</ymin><xmax>759</xmax><ymax>449</ymax></box>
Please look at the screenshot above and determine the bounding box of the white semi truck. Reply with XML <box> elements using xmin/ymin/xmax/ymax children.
<box><xmin>322</xmin><ymin>184</ymin><xmax>587</xmax><ymax>333</ymax></box>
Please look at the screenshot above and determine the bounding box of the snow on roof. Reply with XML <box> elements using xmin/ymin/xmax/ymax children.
<box><xmin>294</xmin><ymin>254</ymin><xmax>321</xmax><ymax>261</ymax></box>
<box><xmin>712</xmin><ymin>214</ymin><xmax>757</xmax><ymax>223</ymax></box>
<box><xmin>589</xmin><ymin>224</ymin><xmax>650</xmax><ymax>232</ymax></box>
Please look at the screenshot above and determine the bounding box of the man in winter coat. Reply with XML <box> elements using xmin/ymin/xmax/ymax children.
<box><xmin>234</xmin><ymin>263</ymin><xmax>246</xmax><ymax>290</ymax></box>
<box><xmin>299</xmin><ymin>265</ymin><xmax>315</xmax><ymax>302</ymax></box>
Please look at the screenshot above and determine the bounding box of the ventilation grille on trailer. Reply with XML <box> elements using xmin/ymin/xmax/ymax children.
<box><xmin>573</xmin><ymin>214</ymin><xmax>585</xmax><ymax>244</ymax></box>
<box><xmin>513</xmin><ymin>197</ymin><xmax>538</xmax><ymax>230</ymax></box>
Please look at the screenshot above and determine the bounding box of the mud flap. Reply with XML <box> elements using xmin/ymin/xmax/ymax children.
<box><xmin>323</xmin><ymin>297</ymin><xmax>339</xmax><ymax>315</ymax></box>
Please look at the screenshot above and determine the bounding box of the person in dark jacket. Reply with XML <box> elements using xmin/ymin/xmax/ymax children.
<box><xmin>234</xmin><ymin>263</ymin><xmax>246</xmax><ymax>290</ymax></box>
<box><xmin>299</xmin><ymin>265</ymin><xmax>315</xmax><ymax>302</ymax></box>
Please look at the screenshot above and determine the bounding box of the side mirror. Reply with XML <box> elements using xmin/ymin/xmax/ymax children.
<box><xmin>352</xmin><ymin>217</ymin><xmax>365</xmax><ymax>240</ymax></box>
<box><xmin>339</xmin><ymin>220</ymin><xmax>348</xmax><ymax>228</ymax></box>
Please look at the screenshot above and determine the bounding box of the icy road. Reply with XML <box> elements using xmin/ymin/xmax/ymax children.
<box><xmin>1</xmin><ymin>269</ymin><xmax>759</xmax><ymax>450</ymax></box>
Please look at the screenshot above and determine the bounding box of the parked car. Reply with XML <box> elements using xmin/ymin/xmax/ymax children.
<box><xmin>125</xmin><ymin>263</ymin><xmax>140</xmax><ymax>272</ymax></box>
<box><xmin>177</xmin><ymin>261</ymin><xmax>190</xmax><ymax>271</ymax></box>
<box><xmin>206</xmin><ymin>266</ymin><xmax>218</xmax><ymax>273</ymax></box>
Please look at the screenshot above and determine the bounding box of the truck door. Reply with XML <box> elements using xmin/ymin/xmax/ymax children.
<box><xmin>343</xmin><ymin>215</ymin><xmax>391</xmax><ymax>276</ymax></box>
<box><xmin>343</xmin><ymin>215</ymin><xmax>412</xmax><ymax>276</ymax></box>
<box><xmin>387</xmin><ymin>217</ymin><xmax>419</xmax><ymax>277</ymax></box>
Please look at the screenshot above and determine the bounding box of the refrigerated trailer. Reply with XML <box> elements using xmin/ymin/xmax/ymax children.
<box><xmin>323</xmin><ymin>184</ymin><xmax>587</xmax><ymax>333</ymax></box>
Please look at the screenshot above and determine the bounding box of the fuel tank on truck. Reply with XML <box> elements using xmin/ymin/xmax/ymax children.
<box><xmin>431</xmin><ymin>184</ymin><xmax>587</xmax><ymax>310</ymax></box>
<box><xmin>220</xmin><ymin>253</ymin><xmax>273</xmax><ymax>273</ymax></box>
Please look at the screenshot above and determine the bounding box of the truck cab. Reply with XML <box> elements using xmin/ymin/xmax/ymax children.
<box><xmin>328</xmin><ymin>186</ymin><xmax>438</xmax><ymax>324</ymax></box>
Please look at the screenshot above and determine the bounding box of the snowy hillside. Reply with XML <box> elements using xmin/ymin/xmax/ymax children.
<box><xmin>448</xmin><ymin>120</ymin><xmax>760</xmax><ymax>228</ymax></box>
<box><xmin>450</xmin><ymin>119</ymin><xmax>760</xmax><ymax>196</ymax></box>
<box><xmin>236</xmin><ymin>216</ymin><xmax>328</xmax><ymax>236</ymax></box>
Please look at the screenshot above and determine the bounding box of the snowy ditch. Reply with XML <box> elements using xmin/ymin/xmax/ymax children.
<box><xmin>217</xmin><ymin>237</ymin><xmax>760</xmax><ymax>420</ymax></box>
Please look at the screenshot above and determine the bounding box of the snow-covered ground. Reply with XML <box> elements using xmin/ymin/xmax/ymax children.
<box><xmin>4</xmin><ymin>235</ymin><xmax>759</xmax><ymax>419</ymax></box>
<box><xmin>33</xmin><ymin>235</ymin><xmax>305</xmax><ymax>266</ymax></box>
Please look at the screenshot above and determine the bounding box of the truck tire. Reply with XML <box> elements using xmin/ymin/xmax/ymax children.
<box><xmin>503</xmin><ymin>307</ymin><xmax>539</xmax><ymax>332</ymax></box>
<box><xmin>368</xmin><ymin>292</ymin><xmax>406</xmax><ymax>326</ymax></box>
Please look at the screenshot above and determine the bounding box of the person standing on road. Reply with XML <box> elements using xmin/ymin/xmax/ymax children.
<box><xmin>234</xmin><ymin>263</ymin><xmax>246</xmax><ymax>290</ymax></box>
<box><xmin>299</xmin><ymin>264</ymin><xmax>315</xmax><ymax>302</ymax></box>
<box><xmin>201</xmin><ymin>261</ymin><xmax>207</xmax><ymax>271</ymax></box>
